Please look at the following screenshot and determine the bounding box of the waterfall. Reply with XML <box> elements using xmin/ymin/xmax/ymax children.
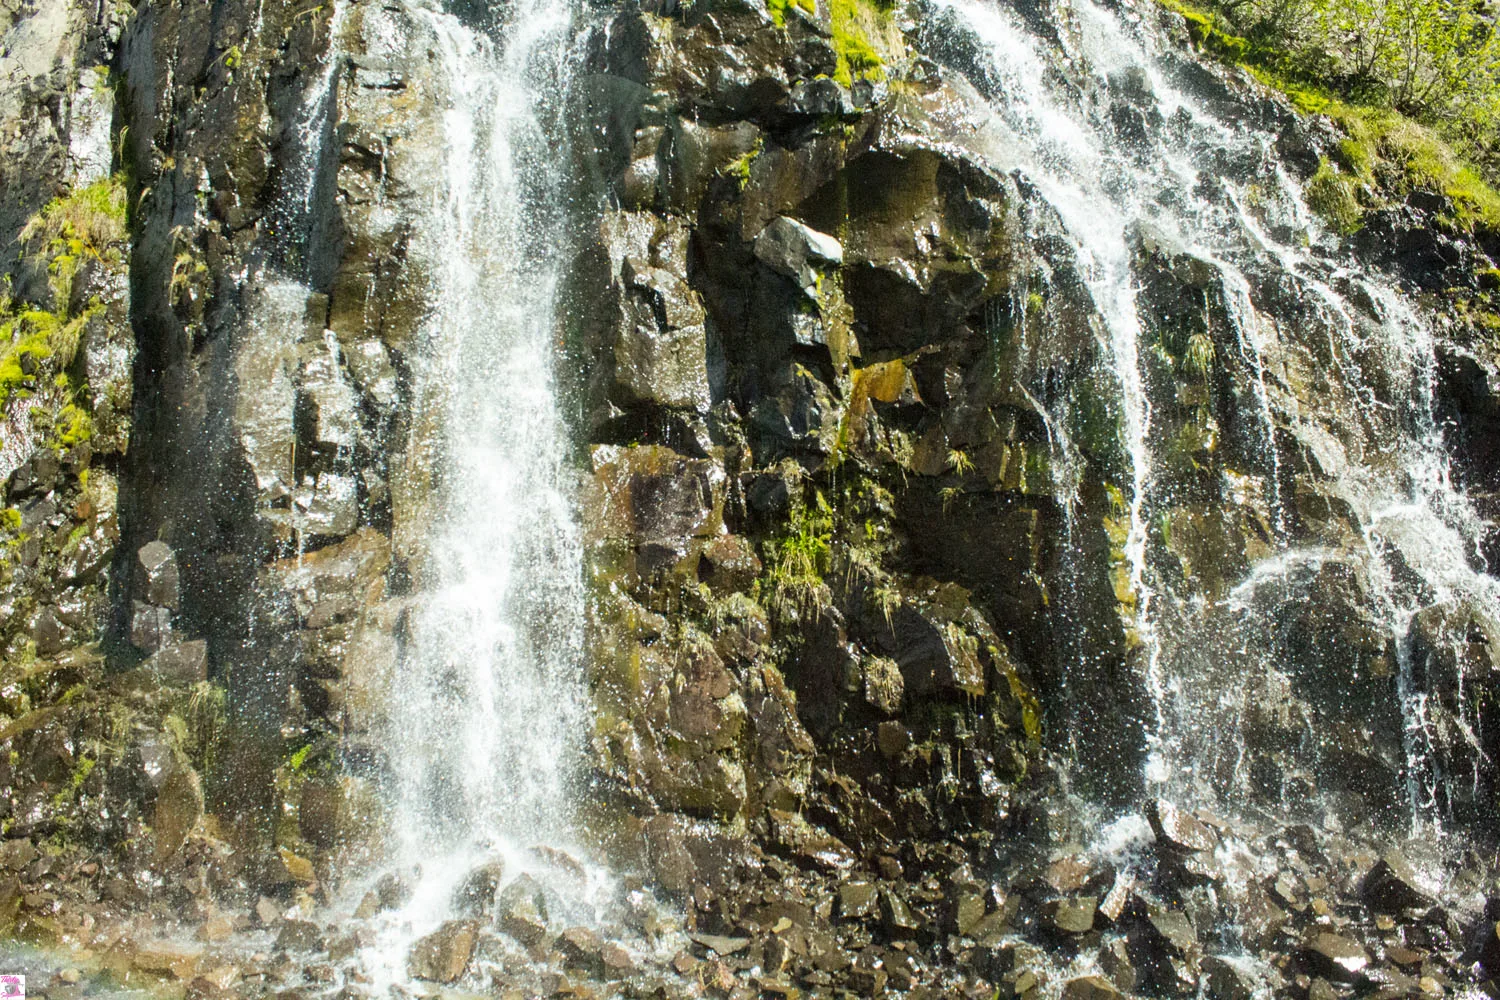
<box><xmin>389</xmin><ymin>0</ymin><xmax>583</xmax><ymax>865</ymax></box>
<box><xmin>354</xmin><ymin>0</ymin><xmax>597</xmax><ymax>983</ymax></box>
<box><xmin>921</xmin><ymin>0</ymin><xmax>1500</xmax><ymax>832</ymax></box>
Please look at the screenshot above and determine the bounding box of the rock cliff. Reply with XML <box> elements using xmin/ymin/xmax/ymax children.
<box><xmin>1</xmin><ymin>0</ymin><xmax>1499</xmax><ymax>995</ymax></box>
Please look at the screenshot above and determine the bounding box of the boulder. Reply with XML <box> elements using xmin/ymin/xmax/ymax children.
<box><xmin>1061</xmin><ymin>975</ymin><xmax>1123</xmax><ymax>1000</ymax></box>
<box><xmin>143</xmin><ymin>640</ymin><xmax>208</xmax><ymax>686</ymax></box>
<box><xmin>452</xmin><ymin>860</ymin><xmax>506</xmax><ymax>917</ymax></box>
<box><xmin>137</xmin><ymin>540</ymin><xmax>180</xmax><ymax>609</ymax></box>
<box><xmin>1147</xmin><ymin>799</ymin><xmax>1218</xmax><ymax>854</ymax></box>
<box><xmin>559</xmin><ymin>926</ymin><xmax>605</xmax><ymax>972</ymax></box>
<box><xmin>1302</xmin><ymin>932</ymin><xmax>1369</xmax><ymax>983</ymax></box>
<box><xmin>497</xmin><ymin>875</ymin><xmax>551</xmax><ymax>948</ymax></box>
<box><xmin>839</xmin><ymin>881</ymin><xmax>878</xmax><ymax>920</ymax></box>
<box><xmin>153</xmin><ymin>762</ymin><xmax>203</xmax><ymax>858</ymax></box>
<box><xmin>1043</xmin><ymin>897</ymin><xmax>1097</xmax><ymax>935</ymax></box>
<box><xmin>276</xmin><ymin>919</ymin><xmax>324</xmax><ymax>952</ymax></box>
<box><xmin>130</xmin><ymin>601</ymin><xmax>173</xmax><ymax>653</ymax></box>
<box><xmin>753</xmin><ymin>216</ymin><xmax>844</xmax><ymax>295</ymax></box>
<box><xmin>1201</xmin><ymin>956</ymin><xmax>1258</xmax><ymax>1000</ymax></box>
<box><xmin>1360</xmin><ymin>853</ymin><xmax>1434</xmax><ymax>913</ymax></box>
<box><xmin>408</xmin><ymin>920</ymin><xmax>479</xmax><ymax>983</ymax></box>
<box><xmin>862</xmin><ymin>656</ymin><xmax>905</xmax><ymax>716</ymax></box>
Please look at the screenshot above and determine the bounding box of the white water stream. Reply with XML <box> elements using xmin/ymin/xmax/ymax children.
<box><xmin>355</xmin><ymin>0</ymin><xmax>602</xmax><ymax>986</ymax></box>
<box><xmin>923</xmin><ymin>0</ymin><xmax>1500</xmax><ymax>832</ymax></box>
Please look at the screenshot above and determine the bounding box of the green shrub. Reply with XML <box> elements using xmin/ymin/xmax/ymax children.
<box><xmin>1158</xmin><ymin>0</ymin><xmax>1500</xmax><ymax>231</ymax></box>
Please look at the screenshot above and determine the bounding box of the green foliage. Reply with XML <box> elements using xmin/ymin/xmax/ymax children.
<box><xmin>1156</xmin><ymin>0</ymin><xmax>1500</xmax><ymax>229</ymax></box>
<box><xmin>1</xmin><ymin>175</ymin><xmax>127</xmax><ymax>448</ymax></box>
<box><xmin>20</xmin><ymin>176</ymin><xmax>128</xmax><ymax>275</ymax></box>
<box><xmin>187</xmin><ymin>681</ymin><xmax>227</xmax><ymax>772</ymax></box>
<box><xmin>767</xmin><ymin>0</ymin><xmax>815</xmax><ymax>27</ymax></box>
<box><xmin>830</xmin><ymin>0</ymin><xmax>889</xmax><ymax>87</ymax></box>
<box><xmin>761</xmin><ymin>490</ymin><xmax>835</xmax><ymax>618</ymax></box>
<box><xmin>765</xmin><ymin>0</ymin><xmax>895</xmax><ymax>87</ymax></box>
<box><xmin>1184</xmin><ymin>331</ymin><xmax>1216</xmax><ymax>377</ymax></box>
<box><xmin>719</xmin><ymin>138</ymin><xmax>765</xmax><ymax>190</ymax></box>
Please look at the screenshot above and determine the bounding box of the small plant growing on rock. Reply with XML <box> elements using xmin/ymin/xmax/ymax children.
<box><xmin>946</xmin><ymin>448</ymin><xmax>975</xmax><ymax>476</ymax></box>
<box><xmin>762</xmin><ymin>490</ymin><xmax>835</xmax><ymax>619</ymax></box>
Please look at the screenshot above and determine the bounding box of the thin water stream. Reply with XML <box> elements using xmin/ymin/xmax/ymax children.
<box><xmin>921</xmin><ymin>0</ymin><xmax>1499</xmax><ymax>835</ymax></box>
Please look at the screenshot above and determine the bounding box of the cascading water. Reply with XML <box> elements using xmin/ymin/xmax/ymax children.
<box><xmin>919</xmin><ymin>0</ymin><xmax>1500</xmax><ymax>836</ymax></box>
<box><xmin>353</xmin><ymin>0</ymin><xmax>602</xmax><ymax>984</ymax></box>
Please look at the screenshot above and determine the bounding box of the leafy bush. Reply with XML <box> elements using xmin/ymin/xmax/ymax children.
<box><xmin>1196</xmin><ymin>0</ymin><xmax>1500</xmax><ymax>165</ymax></box>
<box><xmin>1161</xmin><ymin>0</ymin><xmax>1500</xmax><ymax>229</ymax></box>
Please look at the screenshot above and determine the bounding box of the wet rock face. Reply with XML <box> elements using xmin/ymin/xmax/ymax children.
<box><xmin>2</xmin><ymin>0</ymin><xmax>1500</xmax><ymax>994</ymax></box>
<box><xmin>575</xmin><ymin>0</ymin><xmax>1167</xmax><ymax>859</ymax></box>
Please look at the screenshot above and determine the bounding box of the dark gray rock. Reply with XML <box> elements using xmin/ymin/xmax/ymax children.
<box><xmin>753</xmin><ymin>216</ymin><xmax>844</xmax><ymax>296</ymax></box>
<box><xmin>143</xmin><ymin>640</ymin><xmax>208</xmax><ymax>686</ymax></box>
<box><xmin>1361</xmin><ymin>853</ymin><xmax>1435</xmax><ymax>913</ymax></box>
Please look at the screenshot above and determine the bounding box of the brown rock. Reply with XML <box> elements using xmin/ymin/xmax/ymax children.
<box><xmin>254</xmin><ymin>896</ymin><xmax>281</xmax><ymax>926</ymax></box>
<box><xmin>1099</xmin><ymin>938</ymin><xmax>1136</xmax><ymax>992</ymax></box>
<box><xmin>1202</xmin><ymin>956</ymin><xmax>1256</xmax><ymax>1000</ymax></box>
<box><xmin>452</xmin><ymin>860</ymin><xmax>506</xmax><ymax>916</ymax></box>
<box><xmin>839</xmin><ymin>881</ymin><xmax>878</xmax><ymax>920</ymax></box>
<box><xmin>1044</xmin><ymin>897</ymin><xmax>1098</xmax><ymax>934</ymax></box>
<box><xmin>144</xmin><ymin>640</ymin><xmax>208</xmax><ymax>685</ymax></box>
<box><xmin>1061</xmin><ymin>975</ymin><xmax>1123</xmax><ymax>1000</ymax></box>
<box><xmin>408</xmin><ymin>919</ymin><xmax>479</xmax><ymax>983</ymax></box>
<box><xmin>880</xmin><ymin>889</ymin><xmax>922</xmax><ymax>938</ymax></box>
<box><xmin>559</xmin><ymin>926</ymin><xmax>605</xmax><ymax>972</ymax></box>
<box><xmin>1147</xmin><ymin>799</ymin><xmax>1218</xmax><ymax>854</ymax></box>
<box><xmin>276</xmin><ymin>847</ymin><xmax>316</xmax><ymax>885</ymax></box>
<box><xmin>862</xmin><ymin>656</ymin><xmax>905</xmax><ymax>715</ymax></box>
<box><xmin>133</xmin><ymin>942</ymin><xmax>202</xmax><ymax>979</ymax></box>
<box><xmin>600</xmin><ymin>942</ymin><xmax>635</xmax><ymax>977</ymax></box>
<box><xmin>153</xmin><ymin>763</ymin><xmax>204</xmax><ymax>858</ymax></box>
<box><xmin>276</xmin><ymin>919</ymin><xmax>323</xmax><ymax>953</ymax></box>
<box><xmin>200</xmin><ymin>916</ymin><xmax>234</xmax><ymax>942</ymax></box>
<box><xmin>877</xmin><ymin>720</ymin><xmax>911</xmax><ymax>757</ymax></box>
<box><xmin>1303</xmin><ymin>933</ymin><xmax>1369</xmax><ymax>983</ymax></box>
<box><xmin>691</xmin><ymin>932</ymin><xmax>751</xmax><ymax>956</ymax></box>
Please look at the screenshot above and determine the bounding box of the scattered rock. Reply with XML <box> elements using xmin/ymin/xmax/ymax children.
<box><xmin>880</xmin><ymin>888</ymin><xmax>922</xmax><ymax>938</ymax></box>
<box><xmin>1361</xmin><ymin>853</ymin><xmax>1435</xmax><ymax>913</ymax></box>
<box><xmin>753</xmin><ymin>216</ymin><xmax>844</xmax><ymax>295</ymax></box>
<box><xmin>408</xmin><ymin>920</ymin><xmax>479</xmax><ymax>983</ymax></box>
<box><xmin>153</xmin><ymin>762</ymin><xmax>203</xmax><ymax>858</ymax></box>
<box><xmin>276</xmin><ymin>919</ymin><xmax>324</xmax><ymax>953</ymax></box>
<box><xmin>1303</xmin><ymin>932</ymin><xmax>1370</xmax><ymax>982</ymax></box>
<box><xmin>1044</xmin><ymin>897</ymin><xmax>1097</xmax><ymax>934</ymax></box>
<box><xmin>839</xmin><ymin>881</ymin><xmax>878</xmax><ymax>920</ymax></box>
<box><xmin>1202</xmin><ymin>956</ymin><xmax>1257</xmax><ymax>1000</ymax></box>
<box><xmin>1147</xmin><ymin>800</ymin><xmax>1218</xmax><ymax>854</ymax></box>
<box><xmin>452</xmin><ymin>860</ymin><xmax>506</xmax><ymax>916</ymax></box>
<box><xmin>691</xmin><ymin>932</ymin><xmax>751</xmax><ymax>957</ymax></box>
<box><xmin>600</xmin><ymin>942</ymin><xmax>635</xmax><ymax>977</ymax></box>
<box><xmin>1061</xmin><ymin>975</ymin><xmax>1123</xmax><ymax>1000</ymax></box>
<box><xmin>137</xmin><ymin>540</ymin><xmax>180</xmax><ymax>608</ymax></box>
